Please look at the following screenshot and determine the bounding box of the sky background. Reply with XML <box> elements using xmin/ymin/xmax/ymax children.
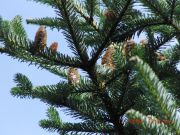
<box><xmin>0</xmin><ymin>0</ymin><xmax>72</xmax><ymax>135</ymax></box>
<box><xmin>0</xmin><ymin>1</ymin><xmax>179</xmax><ymax>135</ymax></box>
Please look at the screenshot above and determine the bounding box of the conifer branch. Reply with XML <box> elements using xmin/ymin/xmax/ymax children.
<box><xmin>164</xmin><ymin>43</ymin><xmax>180</xmax><ymax>64</ymax></box>
<box><xmin>1</xmin><ymin>0</ymin><xmax>180</xmax><ymax>134</ymax></box>
<box><xmin>140</xmin><ymin>0</ymin><xmax>180</xmax><ymax>32</ymax></box>
<box><xmin>169</xmin><ymin>0</ymin><xmax>177</xmax><ymax>20</ymax></box>
<box><xmin>55</xmin><ymin>0</ymin><xmax>89</xmax><ymax>63</ymax></box>
<box><xmin>85</xmin><ymin>65</ymin><xmax>125</xmax><ymax>133</ymax></box>
<box><xmin>118</xmin><ymin>70</ymin><xmax>131</xmax><ymax>111</ymax></box>
<box><xmin>154</xmin><ymin>33</ymin><xmax>176</xmax><ymax>50</ymax></box>
<box><xmin>126</xmin><ymin>109</ymin><xmax>173</xmax><ymax>135</ymax></box>
<box><xmin>40</xmin><ymin>107</ymin><xmax>114</xmax><ymax>135</ymax></box>
<box><xmin>73</xmin><ymin>1</ymin><xmax>100</xmax><ymax>32</ymax></box>
<box><xmin>104</xmin><ymin>70</ymin><xmax>124</xmax><ymax>86</ymax></box>
<box><xmin>11</xmin><ymin>77</ymin><xmax>110</xmax><ymax>122</ymax></box>
<box><xmin>90</xmin><ymin>0</ymin><xmax>134</xmax><ymax>65</ymax></box>
<box><xmin>113</xmin><ymin>18</ymin><xmax>166</xmax><ymax>43</ymax></box>
<box><xmin>87</xmin><ymin>0</ymin><xmax>94</xmax><ymax>19</ymax></box>
<box><xmin>140</xmin><ymin>0</ymin><xmax>169</xmax><ymax>22</ymax></box>
<box><xmin>130</xmin><ymin>56</ymin><xmax>180</xmax><ymax>134</ymax></box>
<box><xmin>102</xmin><ymin>0</ymin><xmax>110</xmax><ymax>8</ymax></box>
<box><xmin>26</xmin><ymin>17</ymin><xmax>63</xmax><ymax>30</ymax></box>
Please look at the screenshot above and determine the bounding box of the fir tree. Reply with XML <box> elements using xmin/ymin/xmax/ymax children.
<box><xmin>0</xmin><ymin>0</ymin><xmax>180</xmax><ymax>134</ymax></box>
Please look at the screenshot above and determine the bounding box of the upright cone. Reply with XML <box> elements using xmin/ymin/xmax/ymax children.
<box><xmin>50</xmin><ymin>42</ymin><xmax>58</xmax><ymax>53</ymax></box>
<box><xmin>101</xmin><ymin>44</ymin><xmax>115</xmax><ymax>69</ymax></box>
<box><xmin>68</xmin><ymin>67</ymin><xmax>80</xmax><ymax>85</ymax></box>
<box><xmin>31</xmin><ymin>26</ymin><xmax>47</xmax><ymax>54</ymax></box>
<box><xmin>123</xmin><ymin>39</ymin><xmax>135</xmax><ymax>57</ymax></box>
<box><xmin>104</xmin><ymin>9</ymin><xmax>118</xmax><ymax>21</ymax></box>
<box><xmin>156</xmin><ymin>52</ymin><xmax>166</xmax><ymax>61</ymax></box>
<box><xmin>140</xmin><ymin>39</ymin><xmax>148</xmax><ymax>47</ymax></box>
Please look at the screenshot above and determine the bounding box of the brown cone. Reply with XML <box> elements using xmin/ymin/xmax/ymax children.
<box><xmin>101</xmin><ymin>45</ymin><xmax>115</xmax><ymax>69</ymax></box>
<box><xmin>50</xmin><ymin>42</ymin><xmax>58</xmax><ymax>52</ymax></box>
<box><xmin>156</xmin><ymin>52</ymin><xmax>166</xmax><ymax>61</ymax></box>
<box><xmin>33</xmin><ymin>26</ymin><xmax>47</xmax><ymax>53</ymax></box>
<box><xmin>104</xmin><ymin>9</ymin><xmax>118</xmax><ymax>21</ymax></box>
<box><xmin>140</xmin><ymin>39</ymin><xmax>148</xmax><ymax>47</ymax></box>
<box><xmin>123</xmin><ymin>39</ymin><xmax>135</xmax><ymax>56</ymax></box>
<box><xmin>68</xmin><ymin>67</ymin><xmax>80</xmax><ymax>85</ymax></box>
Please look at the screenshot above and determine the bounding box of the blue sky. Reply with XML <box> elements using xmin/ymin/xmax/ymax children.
<box><xmin>0</xmin><ymin>0</ymin><xmax>72</xmax><ymax>135</ymax></box>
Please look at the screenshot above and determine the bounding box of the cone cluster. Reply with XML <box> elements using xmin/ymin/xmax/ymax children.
<box><xmin>32</xmin><ymin>26</ymin><xmax>59</xmax><ymax>54</ymax></box>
